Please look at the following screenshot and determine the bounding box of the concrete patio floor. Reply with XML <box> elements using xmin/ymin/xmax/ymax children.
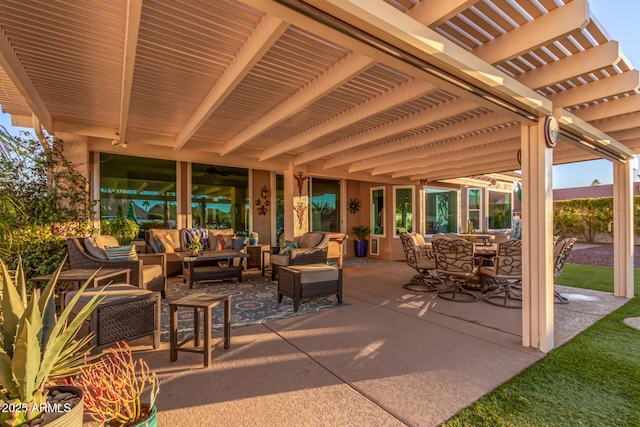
<box><xmin>134</xmin><ymin>260</ymin><xmax>628</xmax><ymax>426</ymax></box>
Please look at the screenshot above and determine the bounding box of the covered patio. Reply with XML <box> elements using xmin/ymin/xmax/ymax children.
<box><xmin>141</xmin><ymin>260</ymin><xmax>626</xmax><ymax>426</ymax></box>
<box><xmin>0</xmin><ymin>0</ymin><xmax>638</xmax><ymax>355</ymax></box>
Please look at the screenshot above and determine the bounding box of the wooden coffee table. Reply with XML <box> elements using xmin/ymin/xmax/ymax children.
<box><xmin>178</xmin><ymin>250</ymin><xmax>249</xmax><ymax>289</ymax></box>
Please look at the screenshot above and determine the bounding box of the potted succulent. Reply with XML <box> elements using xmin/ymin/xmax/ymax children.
<box><xmin>351</xmin><ymin>226</ymin><xmax>371</xmax><ymax>257</ymax></box>
<box><xmin>0</xmin><ymin>257</ymin><xmax>106</xmax><ymax>427</ymax></box>
<box><xmin>248</xmin><ymin>231</ymin><xmax>259</xmax><ymax>246</ymax></box>
<box><xmin>68</xmin><ymin>341</ymin><xmax>159</xmax><ymax>427</ymax></box>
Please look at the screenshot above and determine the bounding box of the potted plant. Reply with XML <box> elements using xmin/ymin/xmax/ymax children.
<box><xmin>102</xmin><ymin>205</ymin><xmax>140</xmax><ymax>245</ymax></box>
<box><xmin>248</xmin><ymin>231</ymin><xmax>259</xmax><ymax>246</ymax></box>
<box><xmin>68</xmin><ymin>341</ymin><xmax>159</xmax><ymax>427</ymax></box>
<box><xmin>351</xmin><ymin>226</ymin><xmax>371</xmax><ymax>257</ymax></box>
<box><xmin>185</xmin><ymin>236</ymin><xmax>204</xmax><ymax>256</ymax></box>
<box><xmin>0</xmin><ymin>257</ymin><xmax>106</xmax><ymax>427</ymax></box>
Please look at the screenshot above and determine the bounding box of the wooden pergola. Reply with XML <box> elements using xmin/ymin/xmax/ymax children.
<box><xmin>1</xmin><ymin>0</ymin><xmax>637</xmax><ymax>352</ymax></box>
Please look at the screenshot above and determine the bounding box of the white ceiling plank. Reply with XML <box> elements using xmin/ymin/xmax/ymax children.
<box><xmin>293</xmin><ymin>97</ymin><xmax>478</xmax><ymax>165</ymax></box>
<box><xmin>472</xmin><ymin>0</ymin><xmax>589</xmax><ymax>65</ymax></box>
<box><xmin>341</xmin><ymin>112</ymin><xmax>511</xmax><ymax>171</ymax></box>
<box><xmin>259</xmin><ymin>78</ymin><xmax>436</xmax><ymax>161</ymax></box>
<box><xmin>516</xmin><ymin>41</ymin><xmax>621</xmax><ymax>89</ymax></box>
<box><xmin>549</xmin><ymin>70</ymin><xmax>640</xmax><ymax>107</ymax></box>
<box><xmin>572</xmin><ymin>94</ymin><xmax>640</xmax><ymax>122</ymax></box>
<box><xmin>175</xmin><ymin>15</ymin><xmax>289</xmax><ymax>151</ymax></box>
<box><xmin>221</xmin><ymin>52</ymin><xmax>375</xmax><ymax>156</ymax></box>
<box><xmin>117</xmin><ymin>0</ymin><xmax>143</xmax><ymax>146</ymax></box>
<box><xmin>408</xmin><ymin>0</ymin><xmax>482</xmax><ymax>27</ymax></box>
<box><xmin>0</xmin><ymin>27</ymin><xmax>52</xmax><ymax>130</ymax></box>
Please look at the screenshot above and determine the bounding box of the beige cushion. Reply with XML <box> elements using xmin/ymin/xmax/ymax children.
<box><xmin>285</xmin><ymin>264</ymin><xmax>339</xmax><ymax>284</ymax></box>
<box><xmin>149</xmin><ymin>229</ymin><xmax>181</xmax><ymax>252</ymax></box>
<box><xmin>207</xmin><ymin>229</ymin><xmax>235</xmax><ymax>250</ymax></box>
<box><xmin>271</xmin><ymin>254</ymin><xmax>290</xmax><ymax>267</ymax></box>
<box><xmin>142</xmin><ymin>264</ymin><xmax>163</xmax><ymax>285</ymax></box>
<box><xmin>84</xmin><ymin>235</ymin><xmax>120</xmax><ymax>259</ymax></box>
<box><xmin>417</xmin><ymin>259</ymin><xmax>436</xmax><ymax>270</ymax></box>
<box><xmin>298</xmin><ymin>232</ymin><xmax>324</xmax><ymax>248</ymax></box>
<box><xmin>64</xmin><ymin>284</ymin><xmax>153</xmax><ymax>315</ymax></box>
<box><xmin>410</xmin><ymin>232</ymin><xmax>427</xmax><ymax>247</ymax></box>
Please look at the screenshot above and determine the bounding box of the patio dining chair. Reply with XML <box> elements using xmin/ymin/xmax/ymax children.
<box><xmin>432</xmin><ymin>237</ymin><xmax>479</xmax><ymax>302</ymax></box>
<box><xmin>553</xmin><ymin>237</ymin><xmax>577</xmax><ymax>304</ymax></box>
<box><xmin>481</xmin><ymin>239</ymin><xmax>522</xmax><ymax>308</ymax></box>
<box><xmin>399</xmin><ymin>233</ymin><xmax>438</xmax><ymax>292</ymax></box>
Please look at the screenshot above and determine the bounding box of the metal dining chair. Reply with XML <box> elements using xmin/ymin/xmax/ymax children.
<box><xmin>399</xmin><ymin>233</ymin><xmax>439</xmax><ymax>292</ymax></box>
<box><xmin>432</xmin><ymin>237</ymin><xmax>479</xmax><ymax>302</ymax></box>
<box><xmin>480</xmin><ymin>239</ymin><xmax>522</xmax><ymax>308</ymax></box>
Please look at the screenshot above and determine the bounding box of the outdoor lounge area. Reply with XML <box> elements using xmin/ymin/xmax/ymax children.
<box><xmin>133</xmin><ymin>258</ymin><xmax>627</xmax><ymax>426</ymax></box>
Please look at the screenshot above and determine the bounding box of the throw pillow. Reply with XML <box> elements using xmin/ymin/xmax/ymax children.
<box><xmin>280</xmin><ymin>241</ymin><xmax>297</xmax><ymax>255</ymax></box>
<box><xmin>149</xmin><ymin>236</ymin><xmax>161</xmax><ymax>254</ymax></box>
<box><xmin>232</xmin><ymin>237</ymin><xmax>246</xmax><ymax>251</ymax></box>
<box><xmin>182</xmin><ymin>228</ymin><xmax>210</xmax><ymax>250</ymax></box>
<box><xmin>84</xmin><ymin>235</ymin><xmax>120</xmax><ymax>259</ymax></box>
<box><xmin>216</xmin><ymin>234</ymin><xmax>226</xmax><ymax>251</ymax></box>
<box><xmin>104</xmin><ymin>244</ymin><xmax>138</xmax><ymax>261</ymax></box>
<box><xmin>161</xmin><ymin>234</ymin><xmax>176</xmax><ymax>253</ymax></box>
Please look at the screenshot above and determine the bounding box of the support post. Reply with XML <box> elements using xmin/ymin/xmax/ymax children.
<box><xmin>613</xmin><ymin>161</ymin><xmax>634</xmax><ymax>298</ymax></box>
<box><xmin>520</xmin><ymin>122</ymin><xmax>554</xmax><ymax>352</ymax></box>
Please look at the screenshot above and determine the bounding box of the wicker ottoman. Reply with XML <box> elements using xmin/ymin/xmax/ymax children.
<box><xmin>64</xmin><ymin>284</ymin><xmax>161</xmax><ymax>354</ymax></box>
<box><xmin>277</xmin><ymin>264</ymin><xmax>342</xmax><ymax>312</ymax></box>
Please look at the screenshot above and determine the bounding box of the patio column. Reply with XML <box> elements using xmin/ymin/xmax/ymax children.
<box><xmin>613</xmin><ymin>161</ymin><xmax>634</xmax><ymax>298</ymax></box>
<box><xmin>520</xmin><ymin>122</ymin><xmax>555</xmax><ymax>352</ymax></box>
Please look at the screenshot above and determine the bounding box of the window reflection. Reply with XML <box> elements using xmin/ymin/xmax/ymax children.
<box><xmin>371</xmin><ymin>187</ymin><xmax>385</xmax><ymax>236</ymax></box>
<box><xmin>425</xmin><ymin>188</ymin><xmax>458</xmax><ymax>234</ymax></box>
<box><xmin>395</xmin><ymin>187</ymin><xmax>413</xmax><ymax>235</ymax></box>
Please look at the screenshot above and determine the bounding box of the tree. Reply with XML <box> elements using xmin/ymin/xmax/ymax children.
<box><xmin>591</xmin><ymin>179</ymin><xmax>601</xmax><ymax>186</ymax></box>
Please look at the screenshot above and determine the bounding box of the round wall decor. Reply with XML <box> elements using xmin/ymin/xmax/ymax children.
<box><xmin>544</xmin><ymin>115</ymin><xmax>559</xmax><ymax>148</ymax></box>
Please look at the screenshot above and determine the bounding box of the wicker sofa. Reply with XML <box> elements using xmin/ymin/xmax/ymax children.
<box><xmin>145</xmin><ymin>228</ymin><xmax>244</xmax><ymax>276</ymax></box>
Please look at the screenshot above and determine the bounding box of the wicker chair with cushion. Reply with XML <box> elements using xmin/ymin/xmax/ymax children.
<box><xmin>270</xmin><ymin>232</ymin><xmax>330</xmax><ymax>280</ymax></box>
<box><xmin>481</xmin><ymin>239</ymin><xmax>523</xmax><ymax>308</ymax></box>
<box><xmin>399</xmin><ymin>232</ymin><xmax>438</xmax><ymax>292</ymax></box>
<box><xmin>432</xmin><ymin>237</ymin><xmax>479</xmax><ymax>302</ymax></box>
<box><xmin>67</xmin><ymin>236</ymin><xmax>167</xmax><ymax>298</ymax></box>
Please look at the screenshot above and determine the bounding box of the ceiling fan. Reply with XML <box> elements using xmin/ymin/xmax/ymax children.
<box><xmin>204</xmin><ymin>166</ymin><xmax>230</xmax><ymax>179</ymax></box>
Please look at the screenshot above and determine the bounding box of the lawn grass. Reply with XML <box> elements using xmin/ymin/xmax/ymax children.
<box><xmin>442</xmin><ymin>264</ymin><xmax>640</xmax><ymax>426</ymax></box>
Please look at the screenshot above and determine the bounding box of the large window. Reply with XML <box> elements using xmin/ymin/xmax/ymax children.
<box><xmin>191</xmin><ymin>164</ymin><xmax>248</xmax><ymax>231</ymax></box>
<box><xmin>371</xmin><ymin>187</ymin><xmax>385</xmax><ymax>236</ymax></box>
<box><xmin>394</xmin><ymin>186</ymin><xmax>413</xmax><ymax>236</ymax></box>
<box><xmin>425</xmin><ymin>188</ymin><xmax>458</xmax><ymax>234</ymax></box>
<box><xmin>310</xmin><ymin>178</ymin><xmax>340</xmax><ymax>232</ymax></box>
<box><xmin>467</xmin><ymin>188</ymin><xmax>482</xmax><ymax>231</ymax></box>
<box><xmin>488</xmin><ymin>190</ymin><xmax>512</xmax><ymax>230</ymax></box>
<box><xmin>99</xmin><ymin>154</ymin><xmax>177</xmax><ymax>232</ymax></box>
<box><xmin>275</xmin><ymin>174</ymin><xmax>284</xmax><ymax>241</ymax></box>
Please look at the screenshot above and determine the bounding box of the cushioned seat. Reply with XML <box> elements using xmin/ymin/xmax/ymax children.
<box><xmin>277</xmin><ymin>264</ymin><xmax>342</xmax><ymax>312</ymax></box>
<box><xmin>64</xmin><ymin>284</ymin><xmax>160</xmax><ymax>354</ymax></box>
<box><xmin>270</xmin><ymin>232</ymin><xmax>330</xmax><ymax>280</ymax></box>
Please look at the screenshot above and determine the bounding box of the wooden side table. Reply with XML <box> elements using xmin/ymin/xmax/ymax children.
<box><xmin>246</xmin><ymin>244</ymin><xmax>270</xmax><ymax>274</ymax></box>
<box><xmin>169</xmin><ymin>293</ymin><xmax>231</xmax><ymax>367</ymax></box>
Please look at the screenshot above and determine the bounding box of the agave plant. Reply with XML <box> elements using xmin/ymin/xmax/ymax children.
<box><xmin>0</xmin><ymin>256</ymin><xmax>106</xmax><ymax>426</ymax></box>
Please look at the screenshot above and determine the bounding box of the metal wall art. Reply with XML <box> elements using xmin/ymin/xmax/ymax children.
<box><xmin>255</xmin><ymin>185</ymin><xmax>270</xmax><ymax>215</ymax></box>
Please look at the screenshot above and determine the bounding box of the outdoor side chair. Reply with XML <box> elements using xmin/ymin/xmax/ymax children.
<box><xmin>399</xmin><ymin>232</ymin><xmax>438</xmax><ymax>292</ymax></box>
<box><xmin>270</xmin><ymin>232</ymin><xmax>330</xmax><ymax>280</ymax></box>
<box><xmin>553</xmin><ymin>237</ymin><xmax>577</xmax><ymax>304</ymax></box>
<box><xmin>481</xmin><ymin>239</ymin><xmax>523</xmax><ymax>308</ymax></box>
<box><xmin>432</xmin><ymin>237</ymin><xmax>479</xmax><ymax>302</ymax></box>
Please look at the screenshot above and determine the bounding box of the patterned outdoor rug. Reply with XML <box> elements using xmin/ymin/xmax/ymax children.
<box><xmin>161</xmin><ymin>274</ymin><xmax>347</xmax><ymax>342</ymax></box>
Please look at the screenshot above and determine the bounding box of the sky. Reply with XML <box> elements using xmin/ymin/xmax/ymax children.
<box><xmin>1</xmin><ymin>1</ymin><xmax>639</xmax><ymax>189</ymax></box>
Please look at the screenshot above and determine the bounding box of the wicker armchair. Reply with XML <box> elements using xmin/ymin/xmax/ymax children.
<box><xmin>432</xmin><ymin>237</ymin><xmax>479</xmax><ymax>302</ymax></box>
<box><xmin>270</xmin><ymin>232</ymin><xmax>330</xmax><ymax>280</ymax></box>
<box><xmin>481</xmin><ymin>239</ymin><xmax>523</xmax><ymax>308</ymax></box>
<box><xmin>67</xmin><ymin>237</ymin><xmax>167</xmax><ymax>298</ymax></box>
<box><xmin>399</xmin><ymin>233</ymin><xmax>438</xmax><ymax>292</ymax></box>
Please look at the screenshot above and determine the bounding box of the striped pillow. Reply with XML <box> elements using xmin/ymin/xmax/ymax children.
<box><xmin>104</xmin><ymin>244</ymin><xmax>138</xmax><ymax>261</ymax></box>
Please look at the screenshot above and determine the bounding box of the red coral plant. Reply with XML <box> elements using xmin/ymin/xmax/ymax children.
<box><xmin>68</xmin><ymin>342</ymin><xmax>159</xmax><ymax>426</ymax></box>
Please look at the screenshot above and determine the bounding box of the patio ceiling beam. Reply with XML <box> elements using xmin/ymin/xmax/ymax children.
<box><xmin>54</xmin><ymin>120</ymin><xmax>174</xmax><ymax>147</ymax></box>
<box><xmin>548</xmin><ymin>70</ymin><xmax>640</xmax><ymax>108</ymax></box>
<box><xmin>342</xmin><ymin>112</ymin><xmax>511</xmax><ymax>171</ymax></box>
<box><xmin>116</xmin><ymin>0</ymin><xmax>143</xmax><ymax>148</ymax></box>
<box><xmin>0</xmin><ymin>28</ymin><xmax>52</xmax><ymax>131</ymax></box>
<box><xmin>407</xmin><ymin>0</ymin><xmax>482</xmax><ymax>27</ymax></box>
<box><xmin>221</xmin><ymin>51</ymin><xmax>375</xmax><ymax>157</ymax></box>
<box><xmin>591</xmin><ymin>111</ymin><xmax>640</xmax><ymax>134</ymax></box>
<box><xmin>516</xmin><ymin>41</ymin><xmax>622</xmax><ymax>90</ymax></box>
<box><xmin>293</xmin><ymin>97</ymin><xmax>478</xmax><ymax>165</ymax></box>
<box><xmin>259</xmin><ymin>78</ymin><xmax>436</xmax><ymax>161</ymax></box>
<box><xmin>609</xmin><ymin>127</ymin><xmax>640</xmax><ymax>142</ymax></box>
<box><xmin>572</xmin><ymin>94</ymin><xmax>640</xmax><ymax>122</ymax></box>
<box><xmin>175</xmin><ymin>15</ymin><xmax>288</xmax><ymax>151</ymax></box>
<box><xmin>471</xmin><ymin>0</ymin><xmax>589</xmax><ymax>65</ymax></box>
<box><xmin>370</xmin><ymin>126</ymin><xmax>520</xmax><ymax>175</ymax></box>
